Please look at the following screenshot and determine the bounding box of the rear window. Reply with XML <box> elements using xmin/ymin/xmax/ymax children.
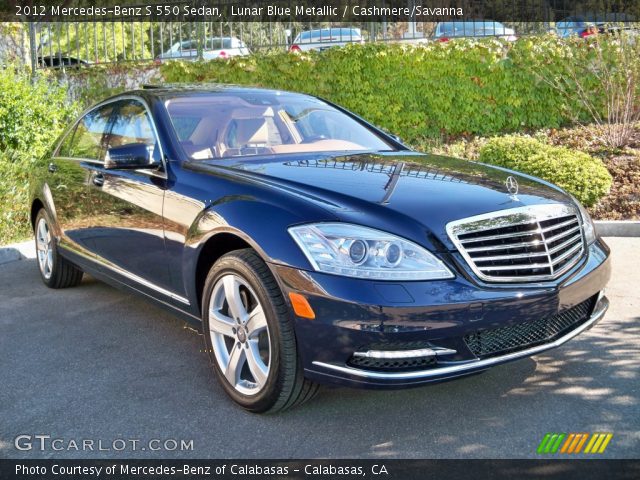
<box><xmin>439</xmin><ymin>21</ymin><xmax>504</xmax><ymax>36</ymax></box>
<box><xmin>204</xmin><ymin>38</ymin><xmax>233</xmax><ymax>50</ymax></box>
<box><xmin>298</xmin><ymin>28</ymin><xmax>361</xmax><ymax>41</ymax></box>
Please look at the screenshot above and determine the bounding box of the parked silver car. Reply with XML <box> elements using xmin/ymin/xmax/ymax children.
<box><xmin>157</xmin><ymin>37</ymin><xmax>250</xmax><ymax>61</ymax></box>
<box><xmin>289</xmin><ymin>27</ymin><xmax>364</xmax><ymax>52</ymax></box>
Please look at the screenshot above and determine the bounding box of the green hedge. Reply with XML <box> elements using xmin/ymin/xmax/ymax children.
<box><xmin>160</xmin><ymin>37</ymin><xmax>593</xmax><ymax>144</ymax></box>
<box><xmin>0</xmin><ymin>67</ymin><xmax>78</xmax><ymax>244</ymax></box>
<box><xmin>0</xmin><ymin>67</ymin><xmax>77</xmax><ymax>158</ymax></box>
<box><xmin>478</xmin><ymin>136</ymin><xmax>612</xmax><ymax>207</ymax></box>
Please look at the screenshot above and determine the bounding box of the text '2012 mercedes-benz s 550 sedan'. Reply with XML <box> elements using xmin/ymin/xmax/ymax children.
<box><xmin>29</xmin><ymin>86</ymin><xmax>611</xmax><ymax>412</ymax></box>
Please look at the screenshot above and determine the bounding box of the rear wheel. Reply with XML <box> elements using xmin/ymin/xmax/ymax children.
<box><xmin>34</xmin><ymin>209</ymin><xmax>83</xmax><ymax>289</ymax></box>
<box><xmin>202</xmin><ymin>249</ymin><xmax>319</xmax><ymax>413</ymax></box>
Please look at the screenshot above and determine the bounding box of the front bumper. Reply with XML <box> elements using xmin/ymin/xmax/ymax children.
<box><xmin>271</xmin><ymin>239</ymin><xmax>611</xmax><ymax>389</ymax></box>
<box><xmin>312</xmin><ymin>295</ymin><xmax>608</xmax><ymax>384</ymax></box>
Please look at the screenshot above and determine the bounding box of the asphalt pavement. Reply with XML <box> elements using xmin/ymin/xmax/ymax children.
<box><xmin>0</xmin><ymin>238</ymin><xmax>638</xmax><ymax>459</ymax></box>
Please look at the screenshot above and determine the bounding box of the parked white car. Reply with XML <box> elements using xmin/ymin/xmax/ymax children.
<box><xmin>157</xmin><ymin>37</ymin><xmax>250</xmax><ymax>61</ymax></box>
<box><xmin>289</xmin><ymin>28</ymin><xmax>364</xmax><ymax>52</ymax></box>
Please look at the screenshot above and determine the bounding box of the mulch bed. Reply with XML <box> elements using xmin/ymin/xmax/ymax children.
<box><xmin>547</xmin><ymin>125</ymin><xmax>640</xmax><ymax>220</ymax></box>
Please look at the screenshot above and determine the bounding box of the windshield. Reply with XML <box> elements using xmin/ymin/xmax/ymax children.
<box><xmin>165</xmin><ymin>92</ymin><xmax>393</xmax><ymax>160</ymax></box>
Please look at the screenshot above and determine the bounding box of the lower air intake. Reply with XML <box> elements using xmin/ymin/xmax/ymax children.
<box><xmin>465</xmin><ymin>296</ymin><xmax>597</xmax><ymax>358</ymax></box>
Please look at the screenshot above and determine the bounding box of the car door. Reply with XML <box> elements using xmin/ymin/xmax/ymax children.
<box><xmin>87</xmin><ymin>98</ymin><xmax>174</xmax><ymax>295</ymax></box>
<box><xmin>47</xmin><ymin>102</ymin><xmax>116</xmax><ymax>261</ymax></box>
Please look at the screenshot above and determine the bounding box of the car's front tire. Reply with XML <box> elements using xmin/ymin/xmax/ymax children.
<box><xmin>202</xmin><ymin>249</ymin><xmax>318</xmax><ymax>413</ymax></box>
<box><xmin>34</xmin><ymin>208</ymin><xmax>83</xmax><ymax>289</ymax></box>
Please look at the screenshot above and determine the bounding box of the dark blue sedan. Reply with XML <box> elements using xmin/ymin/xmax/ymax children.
<box><xmin>29</xmin><ymin>86</ymin><xmax>610</xmax><ymax>412</ymax></box>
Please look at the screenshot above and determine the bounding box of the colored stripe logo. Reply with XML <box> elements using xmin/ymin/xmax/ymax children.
<box><xmin>537</xmin><ymin>433</ymin><xmax>613</xmax><ymax>454</ymax></box>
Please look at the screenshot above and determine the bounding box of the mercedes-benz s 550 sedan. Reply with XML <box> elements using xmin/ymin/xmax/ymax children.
<box><xmin>29</xmin><ymin>86</ymin><xmax>610</xmax><ymax>412</ymax></box>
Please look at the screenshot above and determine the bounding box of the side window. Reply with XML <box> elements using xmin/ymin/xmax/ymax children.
<box><xmin>67</xmin><ymin>103</ymin><xmax>115</xmax><ymax>161</ymax></box>
<box><xmin>107</xmin><ymin>99</ymin><xmax>160</xmax><ymax>162</ymax></box>
<box><xmin>56</xmin><ymin>126</ymin><xmax>77</xmax><ymax>157</ymax></box>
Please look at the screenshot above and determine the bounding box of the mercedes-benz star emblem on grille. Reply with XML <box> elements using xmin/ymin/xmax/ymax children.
<box><xmin>505</xmin><ymin>176</ymin><xmax>519</xmax><ymax>197</ymax></box>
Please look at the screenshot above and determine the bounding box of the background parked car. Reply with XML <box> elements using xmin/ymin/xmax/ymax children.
<box><xmin>37</xmin><ymin>54</ymin><xmax>88</xmax><ymax>68</ymax></box>
<box><xmin>434</xmin><ymin>21</ymin><xmax>517</xmax><ymax>42</ymax></box>
<box><xmin>157</xmin><ymin>37</ymin><xmax>250</xmax><ymax>61</ymax></box>
<box><xmin>289</xmin><ymin>27</ymin><xmax>364</xmax><ymax>52</ymax></box>
<box><xmin>555</xmin><ymin>13</ymin><xmax>637</xmax><ymax>38</ymax></box>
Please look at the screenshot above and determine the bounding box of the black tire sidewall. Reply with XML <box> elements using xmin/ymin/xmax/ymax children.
<box><xmin>202</xmin><ymin>251</ymin><xmax>290</xmax><ymax>412</ymax></box>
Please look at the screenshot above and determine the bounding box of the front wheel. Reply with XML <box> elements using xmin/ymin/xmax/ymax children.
<box><xmin>202</xmin><ymin>249</ymin><xmax>318</xmax><ymax>413</ymax></box>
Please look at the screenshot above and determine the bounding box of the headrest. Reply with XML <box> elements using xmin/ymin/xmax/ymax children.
<box><xmin>234</xmin><ymin>118</ymin><xmax>269</xmax><ymax>146</ymax></box>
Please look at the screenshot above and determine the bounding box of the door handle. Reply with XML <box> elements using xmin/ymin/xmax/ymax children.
<box><xmin>48</xmin><ymin>163</ymin><xmax>57</xmax><ymax>173</ymax></box>
<box><xmin>93</xmin><ymin>173</ymin><xmax>105</xmax><ymax>187</ymax></box>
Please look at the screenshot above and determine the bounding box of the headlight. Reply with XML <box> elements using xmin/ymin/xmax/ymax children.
<box><xmin>288</xmin><ymin>223</ymin><xmax>454</xmax><ymax>280</ymax></box>
<box><xmin>571</xmin><ymin>197</ymin><xmax>597</xmax><ymax>245</ymax></box>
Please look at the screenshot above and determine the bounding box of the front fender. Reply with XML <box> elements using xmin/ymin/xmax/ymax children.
<box><xmin>180</xmin><ymin>197</ymin><xmax>337</xmax><ymax>313</ymax></box>
<box><xmin>187</xmin><ymin>198</ymin><xmax>336</xmax><ymax>266</ymax></box>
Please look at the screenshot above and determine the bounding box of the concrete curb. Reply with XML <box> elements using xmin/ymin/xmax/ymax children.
<box><xmin>595</xmin><ymin>221</ymin><xmax>640</xmax><ymax>238</ymax></box>
<box><xmin>0</xmin><ymin>240</ymin><xmax>36</xmax><ymax>265</ymax></box>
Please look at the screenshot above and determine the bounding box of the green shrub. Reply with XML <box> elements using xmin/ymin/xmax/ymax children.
<box><xmin>160</xmin><ymin>37</ymin><xmax>593</xmax><ymax>143</ymax></box>
<box><xmin>0</xmin><ymin>67</ymin><xmax>78</xmax><ymax>158</ymax></box>
<box><xmin>478</xmin><ymin>136</ymin><xmax>612</xmax><ymax>207</ymax></box>
<box><xmin>0</xmin><ymin>67</ymin><xmax>78</xmax><ymax>243</ymax></box>
<box><xmin>0</xmin><ymin>150</ymin><xmax>32</xmax><ymax>244</ymax></box>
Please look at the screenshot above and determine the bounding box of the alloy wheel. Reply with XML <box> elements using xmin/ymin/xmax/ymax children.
<box><xmin>36</xmin><ymin>217</ymin><xmax>53</xmax><ymax>280</ymax></box>
<box><xmin>208</xmin><ymin>274</ymin><xmax>271</xmax><ymax>396</ymax></box>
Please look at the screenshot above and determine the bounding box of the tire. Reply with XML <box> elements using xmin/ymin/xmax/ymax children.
<box><xmin>202</xmin><ymin>248</ymin><xmax>319</xmax><ymax>413</ymax></box>
<box><xmin>34</xmin><ymin>209</ymin><xmax>83</xmax><ymax>289</ymax></box>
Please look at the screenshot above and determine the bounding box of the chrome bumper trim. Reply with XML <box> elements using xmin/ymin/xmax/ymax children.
<box><xmin>312</xmin><ymin>296</ymin><xmax>609</xmax><ymax>380</ymax></box>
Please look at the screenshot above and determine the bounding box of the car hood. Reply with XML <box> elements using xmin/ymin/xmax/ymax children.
<box><xmin>198</xmin><ymin>151</ymin><xmax>572</xmax><ymax>250</ymax></box>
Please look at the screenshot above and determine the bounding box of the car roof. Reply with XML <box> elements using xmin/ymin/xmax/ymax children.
<box><xmin>121</xmin><ymin>84</ymin><xmax>315</xmax><ymax>101</ymax></box>
<box><xmin>438</xmin><ymin>20</ymin><xmax>504</xmax><ymax>26</ymax></box>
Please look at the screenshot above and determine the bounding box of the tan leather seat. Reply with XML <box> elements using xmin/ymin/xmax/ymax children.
<box><xmin>233</xmin><ymin>118</ymin><xmax>269</xmax><ymax>147</ymax></box>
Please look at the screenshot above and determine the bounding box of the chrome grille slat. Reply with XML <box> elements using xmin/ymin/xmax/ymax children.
<box><xmin>464</xmin><ymin>239</ymin><xmax>546</xmax><ymax>253</ymax></box>
<box><xmin>541</xmin><ymin>217</ymin><xmax>579</xmax><ymax>233</ymax></box>
<box><xmin>471</xmin><ymin>251</ymin><xmax>549</xmax><ymax>262</ymax></box>
<box><xmin>547</xmin><ymin>234</ymin><xmax>583</xmax><ymax>255</ymax></box>
<box><xmin>446</xmin><ymin>205</ymin><xmax>585</xmax><ymax>283</ymax></box>
<box><xmin>551</xmin><ymin>242</ymin><xmax>583</xmax><ymax>265</ymax></box>
<box><xmin>460</xmin><ymin>228</ymin><xmax>541</xmax><ymax>243</ymax></box>
<box><xmin>545</xmin><ymin>225</ymin><xmax>581</xmax><ymax>244</ymax></box>
<box><xmin>479</xmin><ymin>262</ymin><xmax>554</xmax><ymax>271</ymax></box>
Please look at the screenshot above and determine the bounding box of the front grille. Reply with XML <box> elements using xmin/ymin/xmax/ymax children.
<box><xmin>447</xmin><ymin>204</ymin><xmax>585</xmax><ymax>282</ymax></box>
<box><xmin>465</xmin><ymin>296</ymin><xmax>597</xmax><ymax>358</ymax></box>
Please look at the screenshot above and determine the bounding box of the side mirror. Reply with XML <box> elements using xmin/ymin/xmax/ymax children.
<box><xmin>105</xmin><ymin>143</ymin><xmax>159</xmax><ymax>170</ymax></box>
<box><xmin>390</xmin><ymin>134</ymin><xmax>403</xmax><ymax>144</ymax></box>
